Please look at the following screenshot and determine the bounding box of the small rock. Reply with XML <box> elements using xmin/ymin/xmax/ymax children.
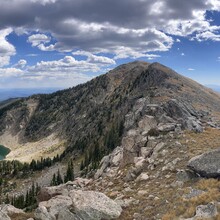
<box><xmin>176</xmin><ymin>169</ymin><xmax>199</xmax><ymax>182</ymax></box>
<box><xmin>137</xmin><ymin>190</ymin><xmax>148</xmax><ymax>196</ymax></box>
<box><xmin>184</xmin><ymin>188</ymin><xmax>204</xmax><ymax>199</ymax></box>
<box><xmin>154</xmin><ymin>196</ymin><xmax>160</xmax><ymax>201</ymax></box>
<box><xmin>133</xmin><ymin>212</ymin><xmax>141</xmax><ymax>219</ymax></box>
<box><xmin>136</xmin><ymin>173</ymin><xmax>149</xmax><ymax>182</ymax></box>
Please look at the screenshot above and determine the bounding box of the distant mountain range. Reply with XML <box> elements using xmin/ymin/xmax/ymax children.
<box><xmin>0</xmin><ymin>88</ymin><xmax>63</xmax><ymax>102</ymax></box>
<box><xmin>206</xmin><ymin>84</ymin><xmax>220</xmax><ymax>92</ymax></box>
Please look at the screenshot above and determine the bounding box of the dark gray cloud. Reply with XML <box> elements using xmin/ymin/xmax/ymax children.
<box><xmin>0</xmin><ymin>0</ymin><xmax>219</xmax><ymax>56</ymax></box>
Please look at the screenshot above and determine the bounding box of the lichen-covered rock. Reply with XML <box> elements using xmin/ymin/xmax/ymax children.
<box><xmin>188</xmin><ymin>148</ymin><xmax>220</xmax><ymax>178</ymax></box>
<box><xmin>195</xmin><ymin>202</ymin><xmax>217</xmax><ymax>218</ymax></box>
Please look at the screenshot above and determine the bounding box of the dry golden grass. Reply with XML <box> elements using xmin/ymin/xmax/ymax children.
<box><xmin>182</xmin><ymin>127</ymin><xmax>220</xmax><ymax>157</ymax></box>
<box><xmin>9</xmin><ymin>212</ymin><xmax>34</xmax><ymax>220</ymax></box>
<box><xmin>163</xmin><ymin>178</ymin><xmax>220</xmax><ymax>219</ymax></box>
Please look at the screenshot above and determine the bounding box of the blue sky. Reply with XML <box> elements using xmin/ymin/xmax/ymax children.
<box><xmin>0</xmin><ymin>0</ymin><xmax>220</xmax><ymax>88</ymax></box>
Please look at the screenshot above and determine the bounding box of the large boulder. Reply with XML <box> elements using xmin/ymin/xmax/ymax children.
<box><xmin>0</xmin><ymin>211</ymin><xmax>10</xmax><ymax>220</ymax></box>
<box><xmin>188</xmin><ymin>148</ymin><xmax>220</xmax><ymax>178</ymax></box>
<box><xmin>138</xmin><ymin>115</ymin><xmax>157</xmax><ymax>133</ymax></box>
<box><xmin>35</xmin><ymin>188</ymin><xmax>122</xmax><ymax>220</ymax></box>
<box><xmin>69</xmin><ymin>190</ymin><xmax>122</xmax><ymax>220</ymax></box>
<box><xmin>184</xmin><ymin>117</ymin><xmax>203</xmax><ymax>133</ymax></box>
<box><xmin>37</xmin><ymin>179</ymin><xmax>92</xmax><ymax>202</ymax></box>
<box><xmin>0</xmin><ymin>204</ymin><xmax>25</xmax><ymax>216</ymax></box>
<box><xmin>0</xmin><ymin>204</ymin><xmax>26</xmax><ymax>220</ymax></box>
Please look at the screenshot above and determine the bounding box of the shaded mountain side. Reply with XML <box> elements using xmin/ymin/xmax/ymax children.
<box><xmin>0</xmin><ymin>61</ymin><xmax>220</xmax><ymax>161</ymax></box>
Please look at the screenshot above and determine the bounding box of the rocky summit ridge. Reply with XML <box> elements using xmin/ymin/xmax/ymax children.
<box><xmin>0</xmin><ymin>61</ymin><xmax>220</xmax><ymax>219</ymax></box>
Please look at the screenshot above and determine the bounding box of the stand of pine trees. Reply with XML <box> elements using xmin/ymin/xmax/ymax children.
<box><xmin>50</xmin><ymin>159</ymin><xmax>75</xmax><ymax>186</ymax></box>
<box><xmin>9</xmin><ymin>182</ymin><xmax>40</xmax><ymax>210</ymax></box>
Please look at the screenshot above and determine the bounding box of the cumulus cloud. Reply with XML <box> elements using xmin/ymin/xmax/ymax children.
<box><xmin>0</xmin><ymin>28</ymin><xmax>16</xmax><ymax>67</ymax></box>
<box><xmin>72</xmin><ymin>50</ymin><xmax>116</xmax><ymax>65</ymax></box>
<box><xmin>28</xmin><ymin>34</ymin><xmax>51</xmax><ymax>47</ymax></box>
<box><xmin>14</xmin><ymin>59</ymin><xmax>27</xmax><ymax>68</ymax></box>
<box><xmin>0</xmin><ymin>56</ymin><xmax>100</xmax><ymax>88</ymax></box>
<box><xmin>0</xmin><ymin>67</ymin><xmax>24</xmax><ymax>78</ymax></box>
<box><xmin>194</xmin><ymin>31</ymin><xmax>220</xmax><ymax>41</ymax></box>
<box><xmin>22</xmin><ymin>55</ymin><xmax>115</xmax><ymax>86</ymax></box>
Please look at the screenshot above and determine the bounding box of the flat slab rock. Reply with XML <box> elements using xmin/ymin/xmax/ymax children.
<box><xmin>35</xmin><ymin>189</ymin><xmax>122</xmax><ymax>220</ymax></box>
<box><xmin>187</xmin><ymin>148</ymin><xmax>220</xmax><ymax>178</ymax></box>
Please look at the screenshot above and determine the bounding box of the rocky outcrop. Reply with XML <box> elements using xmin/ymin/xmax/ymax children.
<box><xmin>95</xmin><ymin>146</ymin><xmax>123</xmax><ymax>179</ymax></box>
<box><xmin>35</xmin><ymin>182</ymin><xmax>122</xmax><ymax>220</ymax></box>
<box><xmin>0</xmin><ymin>211</ymin><xmax>10</xmax><ymax>220</ymax></box>
<box><xmin>182</xmin><ymin>202</ymin><xmax>218</xmax><ymax>220</ymax></box>
<box><xmin>0</xmin><ymin>204</ymin><xmax>26</xmax><ymax>220</ymax></box>
<box><xmin>188</xmin><ymin>148</ymin><xmax>220</xmax><ymax>178</ymax></box>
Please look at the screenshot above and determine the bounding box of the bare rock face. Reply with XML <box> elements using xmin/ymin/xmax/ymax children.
<box><xmin>138</xmin><ymin>115</ymin><xmax>157</xmax><ymax>133</ymax></box>
<box><xmin>69</xmin><ymin>190</ymin><xmax>122</xmax><ymax>220</ymax></box>
<box><xmin>188</xmin><ymin>148</ymin><xmax>220</xmax><ymax>178</ymax></box>
<box><xmin>94</xmin><ymin>146</ymin><xmax>123</xmax><ymax>179</ymax></box>
<box><xmin>0</xmin><ymin>211</ymin><xmax>10</xmax><ymax>220</ymax></box>
<box><xmin>0</xmin><ymin>204</ymin><xmax>25</xmax><ymax>220</ymax></box>
<box><xmin>0</xmin><ymin>204</ymin><xmax>25</xmax><ymax>216</ymax></box>
<box><xmin>35</xmin><ymin>184</ymin><xmax>122</xmax><ymax>220</ymax></box>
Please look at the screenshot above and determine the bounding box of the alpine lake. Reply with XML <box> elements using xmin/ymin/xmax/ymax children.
<box><xmin>0</xmin><ymin>145</ymin><xmax>10</xmax><ymax>160</ymax></box>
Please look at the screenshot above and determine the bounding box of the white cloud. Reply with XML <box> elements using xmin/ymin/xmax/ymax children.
<box><xmin>194</xmin><ymin>31</ymin><xmax>220</xmax><ymax>41</ymax></box>
<box><xmin>28</xmin><ymin>34</ymin><xmax>51</xmax><ymax>47</ymax></box>
<box><xmin>176</xmin><ymin>39</ymin><xmax>181</xmax><ymax>42</ymax></box>
<box><xmin>30</xmin><ymin>0</ymin><xmax>57</xmax><ymax>5</ymax></box>
<box><xmin>0</xmin><ymin>67</ymin><xmax>24</xmax><ymax>78</ymax></box>
<box><xmin>0</xmin><ymin>28</ymin><xmax>16</xmax><ymax>67</ymax></box>
<box><xmin>188</xmin><ymin>68</ymin><xmax>195</xmax><ymax>71</ymax></box>
<box><xmin>181</xmin><ymin>53</ymin><xmax>185</xmax><ymax>56</ymax></box>
<box><xmin>25</xmin><ymin>55</ymin><xmax>114</xmax><ymax>84</ymax></box>
<box><xmin>72</xmin><ymin>50</ymin><xmax>116</xmax><ymax>65</ymax></box>
<box><xmin>14</xmin><ymin>59</ymin><xmax>27</xmax><ymax>68</ymax></box>
<box><xmin>112</xmin><ymin>46</ymin><xmax>160</xmax><ymax>60</ymax></box>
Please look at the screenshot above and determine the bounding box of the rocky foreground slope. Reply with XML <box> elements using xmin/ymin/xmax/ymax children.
<box><xmin>0</xmin><ymin>61</ymin><xmax>220</xmax><ymax>219</ymax></box>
